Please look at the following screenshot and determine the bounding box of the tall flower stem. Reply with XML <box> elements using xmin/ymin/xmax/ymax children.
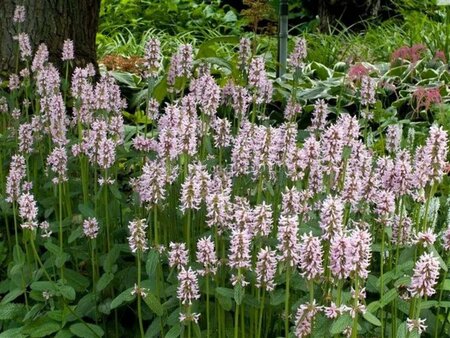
<box><xmin>234</xmin><ymin>269</ymin><xmax>241</xmax><ymax>338</ymax></box>
<box><xmin>257</xmin><ymin>289</ymin><xmax>266</xmax><ymax>338</ymax></box>
<box><xmin>206</xmin><ymin>277</ymin><xmax>210</xmax><ymax>338</ymax></box>
<box><xmin>434</xmin><ymin>256</ymin><xmax>449</xmax><ymax>338</ymax></box>
<box><xmin>90</xmin><ymin>240</ymin><xmax>99</xmax><ymax>323</ymax></box>
<box><xmin>285</xmin><ymin>266</ymin><xmax>291</xmax><ymax>338</ymax></box>
<box><xmin>137</xmin><ymin>250</ymin><xmax>145</xmax><ymax>338</ymax></box>
<box><xmin>58</xmin><ymin>182</ymin><xmax>64</xmax><ymax>280</ymax></box>
<box><xmin>380</xmin><ymin>223</ymin><xmax>386</xmax><ymax>338</ymax></box>
<box><xmin>351</xmin><ymin>278</ymin><xmax>359</xmax><ymax>338</ymax></box>
<box><xmin>104</xmin><ymin>169</ymin><xmax>111</xmax><ymax>252</ymax></box>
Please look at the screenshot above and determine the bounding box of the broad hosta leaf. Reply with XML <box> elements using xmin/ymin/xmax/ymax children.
<box><xmin>144</xmin><ymin>292</ymin><xmax>163</xmax><ymax>316</ymax></box>
<box><xmin>70</xmin><ymin>323</ymin><xmax>104</xmax><ymax>338</ymax></box>
<box><xmin>110</xmin><ymin>288</ymin><xmax>135</xmax><ymax>309</ymax></box>
<box><xmin>309</xmin><ymin>61</ymin><xmax>333</xmax><ymax>80</ymax></box>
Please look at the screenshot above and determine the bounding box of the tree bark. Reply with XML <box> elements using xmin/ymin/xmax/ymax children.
<box><xmin>317</xmin><ymin>0</ymin><xmax>382</xmax><ymax>32</ymax></box>
<box><xmin>0</xmin><ymin>0</ymin><xmax>101</xmax><ymax>73</ymax></box>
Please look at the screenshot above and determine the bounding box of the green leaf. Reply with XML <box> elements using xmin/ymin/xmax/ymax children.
<box><xmin>421</xmin><ymin>300</ymin><xmax>438</xmax><ymax>309</ymax></box>
<box><xmin>55</xmin><ymin>330</ymin><xmax>74</xmax><ymax>338</ymax></box>
<box><xmin>68</xmin><ymin>227</ymin><xmax>83</xmax><ymax>244</ymax></box>
<box><xmin>0</xmin><ymin>328</ymin><xmax>25</xmax><ymax>338</ymax></box>
<box><xmin>234</xmin><ymin>283</ymin><xmax>244</xmax><ymax>305</ymax></box>
<box><xmin>270</xmin><ymin>289</ymin><xmax>285</xmax><ymax>306</ymax></box>
<box><xmin>380</xmin><ymin>288</ymin><xmax>397</xmax><ymax>307</ymax></box>
<box><xmin>110</xmin><ymin>288</ymin><xmax>135</xmax><ymax>309</ymax></box>
<box><xmin>55</xmin><ymin>253</ymin><xmax>70</xmax><ymax>268</ymax></box>
<box><xmin>164</xmin><ymin>324</ymin><xmax>181</xmax><ymax>338</ymax></box>
<box><xmin>330</xmin><ymin>313</ymin><xmax>352</xmax><ymax>335</ymax></box>
<box><xmin>64</xmin><ymin>268</ymin><xmax>90</xmax><ymax>292</ymax></box>
<box><xmin>363</xmin><ymin>311</ymin><xmax>381</xmax><ymax>326</ymax></box>
<box><xmin>146</xmin><ymin>249</ymin><xmax>159</xmax><ymax>277</ymax></box>
<box><xmin>44</xmin><ymin>242</ymin><xmax>61</xmax><ymax>255</ymax></box>
<box><xmin>442</xmin><ymin>279</ymin><xmax>450</xmax><ymax>291</ymax></box>
<box><xmin>30</xmin><ymin>281</ymin><xmax>58</xmax><ymax>293</ymax></box>
<box><xmin>215</xmin><ymin>287</ymin><xmax>233</xmax><ymax>311</ymax></box>
<box><xmin>75</xmin><ymin>294</ymin><xmax>96</xmax><ymax>317</ymax></box>
<box><xmin>22</xmin><ymin>318</ymin><xmax>61</xmax><ymax>337</ymax></box>
<box><xmin>1</xmin><ymin>288</ymin><xmax>23</xmax><ymax>304</ymax></box>
<box><xmin>310</xmin><ymin>61</ymin><xmax>333</xmax><ymax>80</ymax></box>
<box><xmin>366</xmin><ymin>301</ymin><xmax>380</xmax><ymax>313</ymax></box>
<box><xmin>144</xmin><ymin>292</ymin><xmax>164</xmax><ymax>316</ymax></box>
<box><xmin>59</xmin><ymin>285</ymin><xmax>76</xmax><ymax>300</ymax></box>
<box><xmin>394</xmin><ymin>276</ymin><xmax>411</xmax><ymax>288</ymax></box>
<box><xmin>430</xmin><ymin>245</ymin><xmax>448</xmax><ymax>272</ymax></box>
<box><xmin>78</xmin><ymin>203</ymin><xmax>96</xmax><ymax>218</ymax></box>
<box><xmin>104</xmin><ymin>245</ymin><xmax>121</xmax><ymax>273</ymax></box>
<box><xmin>70</xmin><ymin>323</ymin><xmax>104</xmax><ymax>338</ymax></box>
<box><xmin>396</xmin><ymin>322</ymin><xmax>408</xmax><ymax>338</ymax></box>
<box><xmin>96</xmin><ymin>272</ymin><xmax>114</xmax><ymax>292</ymax></box>
<box><xmin>223</xmin><ymin>10</ymin><xmax>237</xmax><ymax>23</ymax></box>
<box><xmin>193</xmin><ymin>323</ymin><xmax>201</xmax><ymax>338</ymax></box>
<box><xmin>13</xmin><ymin>245</ymin><xmax>25</xmax><ymax>264</ymax></box>
<box><xmin>109</xmin><ymin>184</ymin><xmax>122</xmax><ymax>200</ymax></box>
<box><xmin>0</xmin><ymin>303</ymin><xmax>25</xmax><ymax>320</ymax></box>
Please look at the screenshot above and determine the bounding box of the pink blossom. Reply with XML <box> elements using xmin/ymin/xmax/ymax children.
<box><xmin>255</xmin><ymin>246</ymin><xmax>277</xmax><ymax>291</ymax></box>
<box><xmin>228</xmin><ymin>229</ymin><xmax>252</xmax><ymax>269</ymax></box>
<box><xmin>169</xmin><ymin>242</ymin><xmax>189</xmax><ymax>270</ymax></box>
<box><xmin>83</xmin><ymin>218</ymin><xmax>99</xmax><ymax>239</ymax></box>
<box><xmin>289</xmin><ymin>37</ymin><xmax>307</xmax><ymax>70</ymax></box>
<box><xmin>408</xmin><ymin>252</ymin><xmax>440</xmax><ymax>298</ymax></box>
<box><xmin>319</xmin><ymin>196</ymin><xmax>344</xmax><ymax>240</ymax></box>
<box><xmin>143</xmin><ymin>38</ymin><xmax>161</xmax><ymax>78</ymax></box>
<box><xmin>128</xmin><ymin>219</ymin><xmax>148</xmax><ymax>253</ymax></box>
<box><xmin>196</xmin><ymin>236</ymin><xmax>218</xmax><ymax>276</ymax></box>
<box><xmin>177</xmin><ymin>266</ymin><xmax>200</xmax><ymax>305</ymax></box>
<box><xmin>299</xmin><ymin>232</ymin><xmax>324</xmax><ymax>280</ymax></box>
<box><xmin>13</xmin><ymin>5</ymin><xmax>26</xmax><ymax>23</ymax></box>
<box><xmin>62</xmin><ymin>39</ymin><xmax>74</xmax><ymax>61</ymax></box>
<box><xmin>277</xmin><ymin>215</ymin><xmax>300</xmax><ymax>266</ymax></box>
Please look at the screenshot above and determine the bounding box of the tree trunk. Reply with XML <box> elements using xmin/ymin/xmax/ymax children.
<box><xmin>318</xmin><ymin>0</ymin><xmax>382</xmax><ymax>32</ymax></box>
<box><xmin>0</xmin><ymin>0</ymin><xmax>101</xmax><ymax>73</ymax></box>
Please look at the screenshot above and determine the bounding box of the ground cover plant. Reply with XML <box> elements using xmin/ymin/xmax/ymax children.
<box><xmin>3</xmin><ymin>4</ymin><xmax>450</xmax><ymax>338</ymax></box>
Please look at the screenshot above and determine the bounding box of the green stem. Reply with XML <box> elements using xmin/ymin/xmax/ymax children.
<box><xmin>29</xmin><ymin>231</ymin><xmax>51</xmax><ymax>281</ymax></box>
<box><xmin>258</xmin><ymin>289</ymin><xmax>266</xmax><ymax>338</ymax></box>
<box><xmin>206</xmin><ymin>277</ymin><xmax>210</xmax><ymax>338</ymax></box>
<box><xmin>285</xmin><ymin>266</ymin><xmax>291</xmax><ymax>338</ymax></box>
<box><xmin>351</xmin><ymin>278</ymin><xmax>359</xmax><ymax>338</ymax></box>
<box><xmin>380</xmin><ymin>223</ymin><xmax>385</xmax><ymax>338</ymax></box>
<box><xmin>137</xmin><ymin>251</ymin><xmax>145</xmax><ymax>338</ymax></box>
<box><xmin>104</xmin><ymin>169</ymin><xmax>111</xmax><ymax>252</ymax></box>
<box><xmin>58</xmin><ymin>183</ymin><xmax>64</xmax><ymax>280</ymax></box>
